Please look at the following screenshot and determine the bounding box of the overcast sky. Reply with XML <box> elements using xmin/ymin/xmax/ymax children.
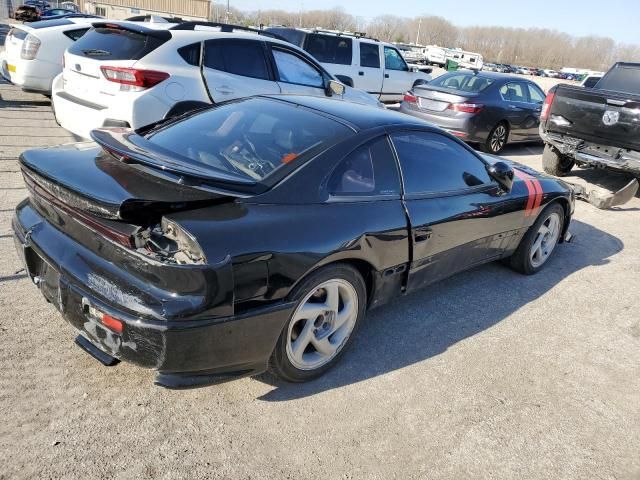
<box><xmin>227</xmin><ymin>0</ymin><xmax>640</xmax><ymax>45</ymax></box>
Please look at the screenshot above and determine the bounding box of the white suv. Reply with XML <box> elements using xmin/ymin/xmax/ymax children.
<box><xmin>0</xmin><ymin>17</ymin><xmax>97</xmax><ymax>94</ymax></box>
<box><xmin>51</xmin><ymin>21</ymin><xmax>379</xmax><ymax>139</ymax></box>
<box><xmin>266</xmin><ymin>27</ymin><xmax>432</xmax><ymax>103</ymax></box>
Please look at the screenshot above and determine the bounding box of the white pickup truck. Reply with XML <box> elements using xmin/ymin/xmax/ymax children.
<box><xmin>266</xmin><ymin>27</ymin><xmax>431</xmax><ymax>103</ymax></box>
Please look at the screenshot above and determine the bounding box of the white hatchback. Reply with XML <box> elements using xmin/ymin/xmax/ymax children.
<box><xmin>0</xmin><ymin>17</ymin><xmax>97</xmax><ymax>94</ymax></box>
<box><xmin>51</xmin><ymin>21</ymin><xmax>379</xmax><ymax>139</ymax></box>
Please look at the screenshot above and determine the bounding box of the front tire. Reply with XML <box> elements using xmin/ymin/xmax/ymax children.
<box><xmin>269</xmin><ymin>264</ymin><xmax>366</xmax><ymax>382</ymax></box>
<box><xmin>542</xmin><ymin>144</ymin><xmax>574</xmax><ymax>176</ymax></box>
<box><xmin>508</xmin><ymin>203</ymin><xmax>565</xmax><ymax>275</ymax></box>
<box><xmin>480</xmin><ymin>122</ymin><xmax>509</xmax><ymax>154</ymax></box>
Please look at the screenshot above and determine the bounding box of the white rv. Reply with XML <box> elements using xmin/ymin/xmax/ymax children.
<box><xmin>445</xmin><ymin>48</ymin><xmax>484</xmax><ymax>70</ymax></box>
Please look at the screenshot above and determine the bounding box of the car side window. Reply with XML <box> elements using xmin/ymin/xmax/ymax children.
<box><xmin>500</xmin><ymin>82</ymin><xmax>527</xmax><ymax>102</ymax></box>
<box><xmin>305</xmin><ymin>34</ymin><xmax>352</xmax><ymax>65</ymax></box>
<box><xmin>272</xmin><ymin>48</ymin><xmax>324</xmax><ymax>88</ymax></box>
<box><xmin>63</xmin><ymin>28</ymin><xmax>89</xmax><ymax>41</ymax></box>
<box><xmin>384</xmin><ymin>47</ymin><xmax>408</xmax><ymax>71</ymax></box>
<box><xmin>359</xmin><ymin>42</ymin><xmax>380</xmax><ymax>68</ymax></box>
<box><xmin>204</xmin><ymin>39</ymin><xmax>269</xmax><ymax>80</ymax></box>
<box><xmin>178</xmin><ymin>42</ymin><xmax>201</xmax><ymax>66</ymax></box>
<box><xmin>328</xmin><ymin>137</ymin><xmax>401</xmax><ymax>197</ymax></box>
<box><xmin>527</xmin><ymin>83</ymin><xmax>545</xmax><ymax>103</ymax></box>
<box><xmin>390</xmin><ymin>132</ymin><xmax>492</xmax><ymax>195</ymax></box>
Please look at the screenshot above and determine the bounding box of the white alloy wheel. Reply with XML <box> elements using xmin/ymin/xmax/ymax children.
<box><xmin>285</xmin><ymin>279</ymin><xmax>359</xmax><ymax>371</ymax></box>
<box><xmin>529</xmin><ymin>211</ymin><xmax>561</xmax><ymax>268</ymax></box>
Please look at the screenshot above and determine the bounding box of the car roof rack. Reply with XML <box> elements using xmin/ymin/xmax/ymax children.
<box><xmin>170</xmin><ymin>21</ymin><xmax>286</xmax><ymax>41</ymax></box>
<box><xmin>310</xmin><ymin>28</ymin><xmax>379</xmax><ymax>42</ymax></box>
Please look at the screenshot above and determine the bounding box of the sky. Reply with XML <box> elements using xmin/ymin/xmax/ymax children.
<box><xmin>227</xmin><ymin>0</ymin><xmax>640</xmax><ymax>45</ymax></box>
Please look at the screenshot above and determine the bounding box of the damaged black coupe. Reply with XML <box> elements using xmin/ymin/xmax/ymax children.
<box><xmin>13</xmin><ymin>96</ymin><xmax>574</xmax><ymax>388</ymax></box>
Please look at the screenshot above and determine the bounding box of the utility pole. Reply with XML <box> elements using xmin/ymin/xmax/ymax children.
<box><xmin>415</xmin><ymin>18</ymin><xmax>422</xmax><ymax>45</ymax></box>
<box><xmin>225</xmin><ymin>0</ymin><xmax>229</xmax><ymax>23</ymax></box>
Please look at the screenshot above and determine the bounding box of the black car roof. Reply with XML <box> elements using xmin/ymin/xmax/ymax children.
<box><xmin>261</xmin><ymin>95</ymin><xmax>429</xmax><ymax>131</ymax></box>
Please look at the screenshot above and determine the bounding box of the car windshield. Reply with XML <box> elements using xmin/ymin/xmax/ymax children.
<box><xmin>428</xmin><ymin>72</ymin><xmax>495</xmax><ymax>93</ymax></box>
<box><xmin>147</xmin><ymin>98</ymin><xmax>352</xmax><ymax>183</ymax></box>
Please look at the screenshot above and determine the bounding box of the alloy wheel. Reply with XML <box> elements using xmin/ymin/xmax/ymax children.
<box><xmin>490</xmin><ymin>124</ymin><xmax>507</xmax><ymax>152</ymax></box>
<box><xmin>530</xmin><ymin>212</ymin><xmax>561</xmax><ymax>268</ymax></box>
<box><xmin>286</xmin><ymin>279</ymin><xmax>359</xmax><ymax>371</ymax></box>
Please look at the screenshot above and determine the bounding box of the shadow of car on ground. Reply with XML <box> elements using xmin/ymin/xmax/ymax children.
<box><xmin>256</xmin><ymin>219</ymin><xmax>623</xmax><ymax>401</ymax></box>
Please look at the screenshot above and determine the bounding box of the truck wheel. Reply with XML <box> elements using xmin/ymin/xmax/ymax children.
<box><xmin>542</xmin><ymin>144</ymin><xmax>574</xmax><ymax>177</ymax></box>
<box><xmin>480</xmin><ymin>122</ymin><xmax>509</xmax><ymax>154</ymax></box>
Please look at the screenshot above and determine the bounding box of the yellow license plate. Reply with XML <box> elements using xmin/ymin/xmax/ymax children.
<box><xmin>7</xmin><ymin>64</ymin><xmax>16</xmax><ymax>73</ymax></box>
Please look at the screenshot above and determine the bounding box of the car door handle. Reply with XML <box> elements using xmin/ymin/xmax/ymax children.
<box><xmin>508</xmin><ymin>104</ymin><xmax>518</xmax><ymax>109</ymax></box>
<box><xmin>414</xmin><ymin>228</ymin><xmax>433</xmax><ymax>243</ymax></box>
<box><xmin>384</xmin><ymin>73</ymin><xmax>389</xmax><ymax>78</ymax></box>
<box><xmin>358</xmin><ymin>71</ymin><xmax>364</xmax><ymax>76</ymax></box>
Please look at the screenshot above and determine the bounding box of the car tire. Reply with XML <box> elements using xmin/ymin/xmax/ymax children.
<box><xmin>508</xmin><ymin>202</ymin><xmax>565</xmax><ymax>275</ymax></box>
<box><xmin>269</xmin><ymin>264</ymin><xmax>367</xmax><ymax>382</ymax></box>
<box><xmin>480</xmin><ymin>122</ymin><xmax>509</xmax><ymax>154</ymax></box>
<box><xmin>542</xmin><ymin>144</ymin><xmax>574</xmax><ymax>177</ymax></box>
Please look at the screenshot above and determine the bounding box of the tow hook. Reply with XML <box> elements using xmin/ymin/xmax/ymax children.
<box><xmin>564</xmin><ymin>231</ymin><xmax>574</xmax><ymax>243</ymax></box>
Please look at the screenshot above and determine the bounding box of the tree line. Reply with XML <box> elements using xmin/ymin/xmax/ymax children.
<box><xmin>215</xmin><ymin>5</ymin><xmax>640</xmax><ymax>71</ymax></box>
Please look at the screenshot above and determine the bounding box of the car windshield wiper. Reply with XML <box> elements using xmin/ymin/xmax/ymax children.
<box><xmin>82</xmin><ymin>49</ymin><xmax>111</xmax><ymax>56</ymax></box>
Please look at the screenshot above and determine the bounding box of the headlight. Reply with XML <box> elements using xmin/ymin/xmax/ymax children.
<box><xmin>21</xmin><ymin>34</ymin><xmax>41</xmax><ymax>60</ymax></box>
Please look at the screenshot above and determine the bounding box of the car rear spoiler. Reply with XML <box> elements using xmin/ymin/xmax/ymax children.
<box><xmin>170</xmin><ymin>21</ymin><xmax>287</xmax><ymax>41</ymax></box>
<box><xmin>90</xmin><ymin>21</ymin><xmax>172</xmax><ymax>40</ymax></box>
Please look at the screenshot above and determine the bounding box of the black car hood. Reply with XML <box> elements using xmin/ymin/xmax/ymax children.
<box><xmin>20</xmin><ymin>141</ymin><xmax>239</xmax><ymax>222</ymax></box>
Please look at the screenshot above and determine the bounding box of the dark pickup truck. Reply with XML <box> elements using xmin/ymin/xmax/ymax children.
<box><xmin>540</xmin><ymin>62</ymin><xmax>640</xmax><ymax>180</ymax></box>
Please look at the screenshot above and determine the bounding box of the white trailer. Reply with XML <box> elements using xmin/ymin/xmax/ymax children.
<box><xmin>445</xmin><ymin>48</ymin><xmax>484</xmax><ymax>70</ymax></box>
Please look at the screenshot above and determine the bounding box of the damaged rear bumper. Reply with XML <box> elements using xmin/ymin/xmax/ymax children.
<box><xmin>541</xmin><ymin>131</ymin><xmax>640</xmax><ymax>175</ymax></box>
<box><xmin>12</xmin><ymin>199</ymin><xmax>294</xmax><ymax>388</ymax></box>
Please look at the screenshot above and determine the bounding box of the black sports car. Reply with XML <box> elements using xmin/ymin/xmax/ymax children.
<box><xmin>12</xmin><ymin>95</ymin><xmax>574</xmax><ymax>388</ymax></box>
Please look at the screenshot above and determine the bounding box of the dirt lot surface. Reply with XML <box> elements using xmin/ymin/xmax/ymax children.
<box><xmin>1</xmin><ymin>66</ymin><xmax>640</xmax><ymax>479</ymax></box>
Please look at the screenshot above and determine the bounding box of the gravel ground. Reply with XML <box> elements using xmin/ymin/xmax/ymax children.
<box><xmin>1</xmin><ymin>69</ymin><xmax>640</xmax><ymax>480</ymax></box>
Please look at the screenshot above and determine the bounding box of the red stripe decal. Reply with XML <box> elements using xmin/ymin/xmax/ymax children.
<box><xmin>531</xmin><ymin>179</ymin><xmax>543</xmax><ymax>215</ymax></box>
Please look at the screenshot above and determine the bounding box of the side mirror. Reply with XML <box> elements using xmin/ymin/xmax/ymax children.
<box><xmin>325</xmin><ymin>79</ymin><xmax>346</xmax><ymax>97</ymax></box>
<box><xmin>487</xmin><ymin>161</ymin><xmax>514</xmax><ymax>192</ymax></box>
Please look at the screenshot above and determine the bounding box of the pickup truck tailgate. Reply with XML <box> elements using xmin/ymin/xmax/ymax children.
<box><xmin>547</xmin><ymin>85</ymin><xmax>640</xmax><ymax>151</ymax></box>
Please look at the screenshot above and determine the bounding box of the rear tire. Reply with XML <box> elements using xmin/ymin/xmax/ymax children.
<box><xmin>508</xmin><ymin>203</ymin><xmax>565</xmax><ymax>275</ymax></box>
<box><xmin>269</xmin><ymin>264</ymin><xmax>366</xmax><ymax>382</ymax></box>
<box><xmin>542</xmin><ymin>144</ymin><xmax>574</xmax><ymax>176</ymax></box>
<box><xmin>480</xmin><ymin>122</ymin><xmax>509</xmax><ymax>154</ymax></box>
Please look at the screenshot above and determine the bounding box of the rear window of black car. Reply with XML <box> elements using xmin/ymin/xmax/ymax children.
<box><xmin>428</xmin><ymin>72</ymin><xmax>495</xmax><ymax>93</ymax></box>
<box><xmin>68</xmin><ymin>27</ymin><xmax>168</xmax><ymax>60</ymax></box>
<box><xmin>147</xmin><ymin>98</ymin><xmax>351</xmax><ymax>183</ymax></box>
<box><xmin>596</xmin><ymin>65</ymin><xmax>639</xmax><ymax>95</ymax></box>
